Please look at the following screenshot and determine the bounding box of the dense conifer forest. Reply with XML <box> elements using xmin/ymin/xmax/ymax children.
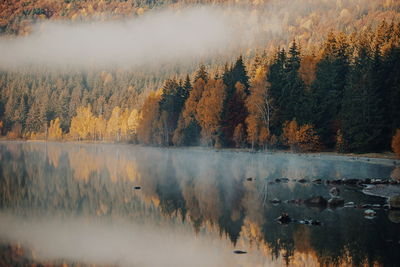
<box><xmin>1</xmin><ymin>0</ymin><xmax>400</xmax><ymax>155</ymax></box>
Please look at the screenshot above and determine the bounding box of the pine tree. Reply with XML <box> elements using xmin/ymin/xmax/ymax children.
<box><xmin>341</xmin><ymin>42</ymin><xmax>385</xmax><ymax>152</ymax></box>
<box><xmin>220</xmin><ymin>56</ymin><xmax>249</xmax><ymax>146</ymax></box>
<box><xmin>311</xmin><ymin>32</ymin><xmax>350</xmax><ymax>148</ymax></box>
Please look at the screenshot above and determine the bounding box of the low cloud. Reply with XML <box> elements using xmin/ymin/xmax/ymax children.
<box><xmin>0</xmin><ymin>7</ymin><xmax>245</xmax><ymax>70</ymax></box>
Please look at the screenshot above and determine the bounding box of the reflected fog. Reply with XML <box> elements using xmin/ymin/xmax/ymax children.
<box><xmin>0</xmin><ymin>141</ymin><xmax>399</xmax><ymax>266</ymax></box>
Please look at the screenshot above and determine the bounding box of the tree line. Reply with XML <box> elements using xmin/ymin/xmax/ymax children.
<box><xmin>135</xmin><ymin>21</ymin><xmax>400</xmax><ymax>154</ymax></box>
<box><xmin>1</xmin><ymin>21</ymin><xmax>400</xmax><ymax>155</ymax></box>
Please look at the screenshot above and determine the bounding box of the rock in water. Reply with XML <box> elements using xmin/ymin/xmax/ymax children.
<box><xmin>363</xmin><ymin>185</ymin><xmax>400</xmax><ymax>198</ymax></box>
<box><xmin>270</xmin><ymin>198</ymin><xmax>281</xmax><ymax>204</ymax></box>
<box><xmin>297</xmin><ymin>178</ymin><xmax>308</xmax><ymax>183</ymax></box>
<box><xmin>233</xmin><ymin>250</ymin><xmax>247</xmax><ymax>254</ymax></box>
<box><xmin>389</xmin><ymin>195</ymin><xmax>400</xmax><ymax>210</ymax></box>
<box><xmin>277</xmin><ymin>213</ymin><xmax>292</xmax><ymax>224</ymax></box>
<box><xmin>344</xmin><ymin>202</ymin><xmax>355</xmax><ymax>208</ymax></box>
<box><xmin>342</xmin><ymin>179</ymin><xmax>361</xmax><ymax>185</ymax></box>
<box><xmin>246</xmin><ymin>177</ymin><xmax>253</xmax><ymax>181</ymax></box>
<box><xmin>329</xmin><ymin>187</ymin><xmax>340</xmax><ymax>197</ymax></box>
<box><xmin>304</xmin><ymin>196</ymin><xmax>328</xmax><ymax>207</ymax></box>
<box><xmin>328</xmin><ymin>197</ymin><xmax>345</xmax><ymax>207</ymax></box>
<box><xmin>364</xmin><ymin>209</ymin><xmax>376</xmax><ymax>217</ymax></box>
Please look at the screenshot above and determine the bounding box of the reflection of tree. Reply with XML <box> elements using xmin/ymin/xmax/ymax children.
<box><xmin>391</xmin><ymin>166</ymin><xmax>400</xmax><ymax>181</ymax></box>
<box><xmin>0</xmin><ymin>142</ymin><xmax>398</xmax><ymax>266</ymax></box>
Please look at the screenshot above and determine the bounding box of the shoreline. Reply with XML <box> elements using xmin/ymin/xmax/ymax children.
<box><xmin>1</xmin><ymin>138</ymin><xmax>399</xmax><ymax>166</ymax></box>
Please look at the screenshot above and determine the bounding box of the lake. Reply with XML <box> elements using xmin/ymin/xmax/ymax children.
<box><xmin>0</xmin><ymin>141</ymin><xmax>399</xmax><ymax>266</ymax></box>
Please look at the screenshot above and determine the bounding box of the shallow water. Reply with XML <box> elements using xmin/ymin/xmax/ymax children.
<box><xmin>0</xmin><ymin>141</ymin><xmax>399</xmax><ymax>266</ymax></box>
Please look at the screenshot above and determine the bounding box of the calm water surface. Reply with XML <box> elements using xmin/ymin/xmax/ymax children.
<box><xmin>0</xmin><ymin>141</ymin><xmax>399</xmax><ymax>266</ymax></box>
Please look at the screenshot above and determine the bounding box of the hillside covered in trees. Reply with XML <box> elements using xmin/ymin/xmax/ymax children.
<box><xmin>1</xmin><ymin>0</ymin><xmax>400</xmax><ymax>155</ymax></box>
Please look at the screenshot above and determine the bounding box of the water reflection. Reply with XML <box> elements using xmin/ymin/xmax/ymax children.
<box><xmin>0</xmin><ymin>141</ymin><xmax>399</xmax><ymax>266</ymax></box>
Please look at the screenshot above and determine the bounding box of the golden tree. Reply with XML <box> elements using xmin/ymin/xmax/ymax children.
<box><xmin>69</xmin><ymin>105</ymin><xmax>96</xmax><ymax>140</ymax></box>
<box><xmin>296</xmin><ymin>124</ymin><xmax>321</xmax><ymax>152</ymax></box>
<box><xmin>137</xmin><ymin>91</ymin><xmax>162</xmax><ymax>145</ymax></box>
<box><xmin>245</xmin><ymin>67</ymin><xmax>271</xmax><ymax>149</ymax></box>
<box><xmin>196</xmin><ymin>79</ymin><xmax>226</xmax><ymax>146</ymax></box>
<box><xmin>94</xmin><ymin>115</ymin><xmax>107</xmax><ymax>141</ymax></box>
<box><xmin>282</xmin><ymin>119</ymin><xmax>321</xmax><ymax>152</ymax></box>
<box><xmin>127</xmin><ymin>109</ymin><xmax>140</xmax><ymax>142</ymax></box>
<box><xmin>281</xmin><ymin>120</ymin><xmax>299</xmax><ymax>150</ymax></box>
<box><xmin>48</xmin><ymin>118</ymin><xmax>63</xmax><ymax>141</ymax></box>
<box><xmin>107</xmin><ymin>106</ymin><xmax>122</xmax><ymax>141</ymax></box>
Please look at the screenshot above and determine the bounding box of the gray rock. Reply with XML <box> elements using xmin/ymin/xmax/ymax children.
<box><xmin>329</xmin><ymin>187</ymin><xmax>340</xmax><ymax>197</ymax></box>
<box><xmin>364</xmin><ymin>209</ymin><xmax>376</xmax><ymax>217</ymax></box>
<box><xmin>233</xmin><ymin>250</ymin><xmax>247</xmax><ymax>254</ymax></box>
<box><xmin>304</xmin><ymin>196</ymin><xmax>328</xmax><ymax>207</ymax></box>
<box><xmin>270</xmin><ymin>198</ymin><xmax>281</xmax><ymax>204</ymax></box>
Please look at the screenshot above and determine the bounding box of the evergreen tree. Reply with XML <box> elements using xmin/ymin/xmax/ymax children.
<box><xmin>341</xmin><ymin>43</ymin><xmax>385</xmax><ymax>152</ymax></box>
<box><xmin>220</xmin><ymin>56</ymin><xmax>249</xmax><ymax>146</ymax></box>
<box><xmin>310</xmin><ymin>32</ymin><xmax>350</xmax><ymax>148</ymax></box>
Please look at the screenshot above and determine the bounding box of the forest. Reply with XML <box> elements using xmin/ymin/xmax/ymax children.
<box><xmin>1</xmin><ymin>0</ymin><xmax>400</xmax><ymax>155</ymax></box>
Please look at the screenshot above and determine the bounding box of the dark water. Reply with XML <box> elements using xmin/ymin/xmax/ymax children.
<box><xmin>0</xmin><ymin>141</ymin><xmax>399</xmax><ymax>266</ymax></box>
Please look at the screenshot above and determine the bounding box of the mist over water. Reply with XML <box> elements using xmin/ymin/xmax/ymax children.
<box><xmin>0</xmin><ymin>7</ymin><xmax>255</xmax><ymax>70</ymax></box>
<box><xmin>0</xmin><ymin>142</ymin><xmax>399</xmax><ymax>266</ymax></box>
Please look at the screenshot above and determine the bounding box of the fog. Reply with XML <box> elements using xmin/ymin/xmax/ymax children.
<box><xmin>0</xmin><ymin>212</ymin><xmax>245</xmax><ymax>267</ymax></box>
<box><xmin>0</xmin><ymin>7</ymin><xmax>259</xmax><ymax>70</ymax></box>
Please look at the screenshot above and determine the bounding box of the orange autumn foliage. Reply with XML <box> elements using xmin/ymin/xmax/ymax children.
<box><xmin>392</xmin><ymin>129</ymin><xmax>400</xmax><ymax>158</ymax></box>
<box><xmin>196</xmin><ymin>79</ymin><xmax>226</xmax><ymax>146</ymax></box>
<box><xmin>282</xmin><ymin>119</ymin><xmax>321</xmax><ymax>152</ymax></box>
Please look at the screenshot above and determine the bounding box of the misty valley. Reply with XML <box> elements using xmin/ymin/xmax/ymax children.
<box><xmin>0</xmin><ymin>142</ymin><xmax>399</xmax><ymax>266</ymax></box>
<box><xmin>1</xmin><ymin>0</ymin><xmax>400</xmax><ymax>266</ymax></box>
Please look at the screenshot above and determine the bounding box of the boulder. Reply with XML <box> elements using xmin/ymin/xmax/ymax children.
<box><xmin>329</xmin><ymin>187</ymin><xmax>340</xmax><ymax>197</ymax></box>
<box><xmin>364</xmin><ymin>209</ymin><xmax>376</xmax><ymax>217</ymax></box>
<box><xmin>297</xmin><ymin>178</ymin><xmax>309</xmax><ymax>183</ymax></box>
<box><xmin>277</xmin><ymin>213</ymin><xmax>292</xmax><ymax>224</ymax></box>
<box><xmin>233</xmin><ymin>250</ymin><xmax>247</xmax><ymax>254</ymax></box>
<box><xmin>270</xmin><ymin>198</ymin><xmax>281</xmax><ymax>204</ymax></box>
<box><xmin>304</xmin><ymin>196</ymin><xmax>328</xmax><ymax>207</ymax></box>
<box><xmin>342</xmin><ymin>179</ymin><xmax>361</xmax><ymax>185</ymax></box>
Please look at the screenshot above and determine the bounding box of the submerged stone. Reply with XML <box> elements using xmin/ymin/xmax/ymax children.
<box><xmin>277</xmin><ymin>213</ymin><xmax>291</xmax><ymax>224</ymax></box>
<box><xmin>328</xmin><ymin>197</ymin><xmax>345</xmax><ymax>207</ymax></box>
<box><xmin>304</xmin><ymin>196</ymin><xmax>328</xmax><ymax>207</ymax></box>
<box><xmin>270</xmin><ymin>198</ymin><xmax>281</xmax><ymax>204</ymax></box>
<box><xmin>233</xmin><ymin>250</ymin><xmax>247</xmax><ymax>254</ymax></box>
<box><xmin>344</xmin><ymin>202</ymin><xmax>355</xmax><ymax>208</ymax></box>
<box><xmin>297</xmin><ymin>178</ymin><xmax>309</xmax><ymax>183</ymax></box>
<box><xmin>342</xmin><ymin>179</ymin><xmax>361</xmax><ymax>185</ymax></box>
<box><xmin>329</xmin><ymin>187</ymin><xmax>340</xmax><ymax>197</ymax></box>
<box><xmin>364</xmin><ymin>209</ymin><xmax>377</xmax><ymax>217</ymax></box>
